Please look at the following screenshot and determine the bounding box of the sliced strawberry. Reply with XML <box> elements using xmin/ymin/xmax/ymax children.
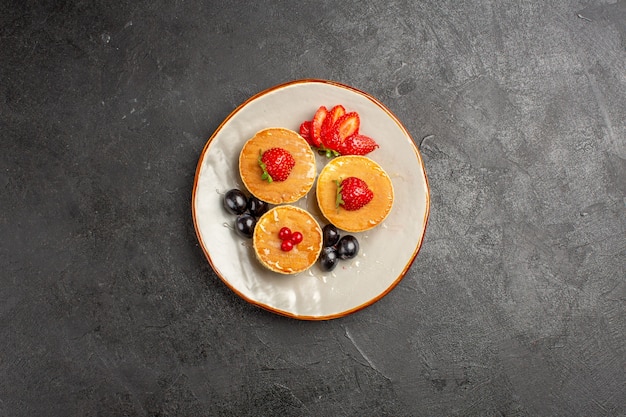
<box><xmin>337</xmin><ymin>134</ymin><xmax>379</xmax><ymax>156</ymax></box>
<box><xmin>321</xmin><ymin>105</ymin><xmax>346</xmax><ymax>149</ymax></box>
<box><xmin>321</xmin><ymin>130</ymin><xmax>340</xmax><ymax>153</ymax></box>
<box><xmin>310</xmin><ymin>106</ymin><xmax>328</xmax><ymax>147</ymax></box>
<box><xmin>333</xmin><ymin>112</ymin><xmax>360</xmax><ymax>144</ymax></box>
<box><xmin>328</xmin><ymin>105</ymin><xmax>346</xmax><ymax>124</ymax></box>
<box><xmin>299</xmin><ymin>120</ymin><xmax>312</xmax><ymax>144</ymax></box>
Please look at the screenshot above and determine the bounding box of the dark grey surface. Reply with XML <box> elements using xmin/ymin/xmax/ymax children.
<box><xmin>1</xmin><ymin>0</ymin><xmax>625</xmax><ymax>416</ymax></box>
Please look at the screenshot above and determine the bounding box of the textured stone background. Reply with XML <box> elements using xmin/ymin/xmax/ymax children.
<box><xmin>1</xmin><ymin>0</ymin><xmax>625</xmax><ymax>416</ymax></box>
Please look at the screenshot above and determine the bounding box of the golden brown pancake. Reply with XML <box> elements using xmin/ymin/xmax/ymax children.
<box><xmin>316</xmin><ymin>155</ymin><xmax>393</xmax><ymax>232</ymax></box>
<box><xmin>239</xmin><ymin>128</ymin><xmax>316</xmax><ymax>204</ymax></box>
<box><xmin>253</xmin><ymin>205</ymin><xmax>323</xmax><ymax>274</ymax></box>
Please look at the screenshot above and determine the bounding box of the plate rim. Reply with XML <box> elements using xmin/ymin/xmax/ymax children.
<box><xmin>191</xmin><ymin>78</ymin><xmax>431</xmax><ymax>320</ymax></box>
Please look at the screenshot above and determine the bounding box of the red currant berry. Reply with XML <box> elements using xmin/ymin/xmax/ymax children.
<box><xmin>278</xmin><ymin>227</ymin><xmax>292</xmax><ymax>240</ymax></box>
<box><xmin>290</xmin><ymin>231</ymin><xmax>303</xmax><ymax>244</ymax></box>
<box><xmin>281</xmin><ymin>239</ymin><xmax>294</xmax><ymax>252</ymax></box>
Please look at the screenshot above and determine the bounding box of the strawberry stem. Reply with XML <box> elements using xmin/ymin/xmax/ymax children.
<box><xmin>258</xmin><ymin>150</ymin><xmax>273</xmax><ymax>183</ymax></box>
<box><xmin>334</xmin><ymin>178</ymin><xmax>344</xmax><ymax>208</ymax></box>
<box><xmin>314</xmin><ymin>145</ymin><xmax>339</xmax><ymax>158</ymax></box>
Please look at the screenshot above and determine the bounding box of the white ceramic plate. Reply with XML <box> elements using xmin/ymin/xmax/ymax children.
<box><xmin>192</xmin><ymin>79</ymin><xmax>430</xmax><ymax>320</ymax></box>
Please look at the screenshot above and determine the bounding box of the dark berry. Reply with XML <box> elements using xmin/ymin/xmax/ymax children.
<box><xmin>247</xmin><ymin>196</ymin><xmax>269</xmax><ymax>217</ymax></box>
<box><xmin>336</xmin><ymin>235</ymin><xmax>359</xmax><ymax>259</ymax></box>
<box><xmin>319</xmin><ymin>246</ymin><xmax>339</xmax><ymax>271</ymax></box>
<box><xmin>234</xmin><ymin>214</ymin><xmax>256</xmax><ymax>238</ymax></box>
<box><xmin>322</xmin><ymin>224</ymin><xmax>340</xmax><ymax>247</ymax></box>
<box><xmin>224</xmin><ymin>189</ymin><xmax>248</xmax><ymax>215</ymax></box>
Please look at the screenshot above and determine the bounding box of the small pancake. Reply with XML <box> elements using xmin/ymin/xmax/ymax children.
<box><xmin>253</xmin><ymin>205</ymin><xmax>323</xmax><ymax>274</ymax></box>
<box><xmin>316</xmin><ymin>155</ymin><xmax>394</xmax><ymax>233</ymax></box>
<box><xmin>239</xmin><ymin>128</ymin><xmax>316</xmax><ymax>204</ymax></box>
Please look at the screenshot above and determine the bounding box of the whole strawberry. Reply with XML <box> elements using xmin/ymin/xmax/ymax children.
<box><xmin>335</xmin><ymin>177</ymin><xmax>373</xmax><ymax>211</ymax></box>
<box><xmin>258</xmin><ymin>148</ymin><xmax>295</xmax><ymax>182</ymax></box>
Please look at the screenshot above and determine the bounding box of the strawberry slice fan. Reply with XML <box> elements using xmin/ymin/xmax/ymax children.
<box><xmin>299</xmin><ymin>105</ymin><xmax>379</xmax><ymax>157</ymax></box>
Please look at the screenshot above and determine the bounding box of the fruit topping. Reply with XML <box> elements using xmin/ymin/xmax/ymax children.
<box><xmin>337</xmin><ymin>134</ymin><xmax>379</xmax><ymax>156</ymax></box>
<box><xmin>246</xmin><ymin>196</ymin><xmax>269</xmax><ymax>217</ymax></box>
<box><xmin>335</xmin><ymin>177</ymin><xmax>374</xmax><ymax>211</ymax></box>
<box><xmin>322</xmin><ymin>224</ymin><xmax>340</xmax><ymax>247</ymax></box>
<box><xmin>310</xmin><ymin>106</ymin><xmax>328</xmax><ymax>147</ymax></box>
<box><xmin>281</xmin><ymin>239</ymin><xmax>294</xmax><ymax>252</ymax></box>
<box><xmin>319</xmin><ymin>246</ymin><xmax>339</xmax><ymax>271</ymax></box>
<box><xmin>336</xmin><ymin>235</ymin><xmax>359</xmax><ymax>259</ymax></box>
<box><xmin>333</xmin><ymin>112</ymin><xmax>360</xmax><ymax>143</ymax></box>
<box><xmin>223</xmin><ymin>189</ymin><xmax>248</xmax><ymax>215</ymax></box>
<box><xmin>258</xmin><ymin>147</ymin><xmax>295</xmax><ymax>182</ymax></box>
<box><xmin>299</xmin><ymin>120</ymin><xmax>312</xmax><ymax>144</ymax></box>
<box><xmin>278</xmin><ymin>227</ymin><xmax>292</xmax><ymax>240</ymax></box>
<box><xmin>235</xmin><ymin>213</ymin><xmax>256</xmax><ymax>238</ymax></box>
<box><xmin>290</xmin><ymin>231</ymin><xmax>303</xmax><ymax>244</ymax></box>
<box><xmin>325</xmin><ymin>105</ymin><xmax>347</xmax><ymax>129</ymax></box>
<box><xmin>320</xmin><ymin>105</ymin><xmax>346</xmax><ymax>151</ymax></box>
<box><xmin>299</xmin><ymin>105</ymin><xmax>379</xmax><ymax>156</ymax></box>
<box><xmin>278</xmin><ymin>227</ymin><xmax>303</xmax><ymax>251</ymax></box>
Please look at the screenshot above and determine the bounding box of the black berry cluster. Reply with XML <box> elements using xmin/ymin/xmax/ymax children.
<box><xmin>223</xmin><ymin>189</ymin><xmax>269</xmax><ymax>238</ymax></box>
<box><xmin>318</xmin><ymin>224</ymin><xmax>359</xmax><ymax>272</ymax></box>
